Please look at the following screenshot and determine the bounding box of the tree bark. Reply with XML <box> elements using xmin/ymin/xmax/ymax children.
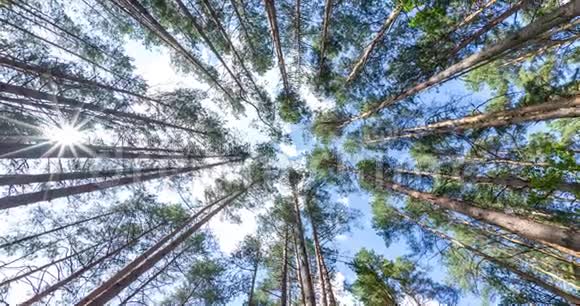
<box><xmin>292</xmin><ymin>233</ymin><xmax>306</xmax><ymax>306</ymax></box>
<box><xmin>318</xmin><ymin>0</ymin><xmax>333</xmax><ymax>78</ymax></box>
<box><xmin>280</xmin><ymin>225</ymin><xmax>289</xmax><ymax>306</ymax></box>
<box><xmin>0</xmin><ymin>159</ymin><xmax>238</xmax><ymax>210</ymax></box>
<box><xmin>0</xmin><ymin>141</ymin><xmax>242</xmax><ymax>160</ymax></box>
<box><xmin>290</xmin><ymin>184</ymin><xmax>316</xmax><ymax>306</ymax></box>
<box><xmin>109</xmin><ymin>0</ymin><xmax>237</xmax><ymax>103</ymax></box>
<box><xmin>378</xmin><ymin>179</ymin><xmax>580</xmax><ymax>257</ymax></box>
<box><xmin>247</xmin><ymin>258</ymin><xmax>259</xmax><ymax>305</ymax></box>
<box><xmin>76</xmin><ymin>185</ymin><xmax>252</xmax><ymax>305</ymax></box>
<box><xmin>446</xmin><ymin>0</ymin><xmax>499</xmax><ymax>36</ymax></box>
<box><xmin>345</xmin><ymin>1</ymin><xmax>578</xmax><ymax>126</ymax></box>
<box><xmin>365</xmin><ymin>95</ymin><xmax>580</xmax><ymax>143</ymax></box>
<box><xmin>264</xmin><ymin>0</ymin><xmax>290</xmax><ymax>94</ymax></box>
<box><xmin>20</xmin><ymin>224</ymin><xmax>162</xmax><ymax>305</ymax></box>
<box><xmin>310</xmin><ymin>217</ymin><xmax>328</xmax><ymax>306</ymax></box>
<box><xmin>393</xmin><ymin>168</ymin><xmax>580</xmax><ymax>195</ymax></box>
<box><xmin>449</xmin><ymin>0</ymin><xmax>527</xmax><ymax>58</ymax></box>
<box><xmin>0</xmin><ymin>55</ymin><xmax>166</xmax><ymax>106</ymax></box>
<box><xmin>0</xmin><ymin>82</ymin><xmax>210</xmax><ymax>135</ymax></box>
<box><xmin>401</xmin><ymin>211</ymin><xmax>580</xmax><ymax>304</ymax></box>
<box><xmin>346</xmin><ymin>4</ymin><xmax>401</xmax><ymax>83</ymax></box>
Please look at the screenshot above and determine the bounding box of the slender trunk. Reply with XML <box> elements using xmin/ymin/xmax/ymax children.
<box><xmin>290</xmin><ymin>184</ymin><xmax>316</xmax><ymax>306</ymax></box>
<box><xmin>0</xmin><ymin>18</ymin><xmax>122</xmax><ymax>79</ymax></box>
<box><xmin>0</xmin><ymin>55</ymin><xmax>165</xmax><ymax>106</ymax></box>
<box><xmin>229</xmin><ymin>0</ymin><xmax>257</xmax><ymax>54</ymax></box>
<box><xmin>310</xmin><ymin>219</ymin><xmax>328</xmax><ymax>306</ymax></box>
<box><xmin>446</xmin><ymin>0</ymin><xmax>499</xmax><ymax>36</ymax></box>
<box><xmin>109</xmin><ymin>0</ymin><xmax>236</xmax><ymax>103</ymax></box>
<box><xmin>20</xmin><ymin>224</ymin><xmax>162</xmax><ymax>305</ymax></box>
<box><xmin>403</xmin><ymin>211</ymin><xmax>580</xmax><ymax>304</ymax></box>
<box><xmin>346</xmin><ymin>2</ymin><xmax>578</xmax><ymax>125</ymax></box>
<box><xmin>461</xmin><ymin>156</ymin><xmax>550</xmax><ymax>168</ymax></box>
<box><xmin>0</xmin><ymin>82</ymin><xmax>210</xmax><ymax>135</ymax></box>
<box><xmin>365</xmin><ymin>95</ymin><xmax>580</xmax><ymax>143</ymax></box>
<box><xmin>377</xmin><ymin>178</ymin><xmax>580</xmax><ymax>257</ymax></box>
<box><xmin>0</xmin><ymin>243</ymin><xmax>101</xmax><ymax>287</ymax></box>
<box><xmin>0</xmin><ymin>159</ymin><xmax>238</xmax><ymax>210</ymax></box>
<box><xmin>280</xmin><ymin>226</ymin><xmax>289</xmax><ymax>306</ymax></box>
<box><xmin>393</xmin><ymin>168</ymin><xmax>580</xmax><ymax>195</ymax></box>
<box><xmin>264</xmin><ymin>0</ymin><xmax>290</xmax><ymax>94</ymax></box>
<box><xmin>295</xmin><ymin>0</ymin><xmax>302</xmax><ymax>82</ymax></box>
<box><xmin>76</xmin><ymin>185</ymin><xmax>252</xmax><ymax>305</ymax></box>
<box><xmin>174</xmin><ymin>0</ymin><xmax>247</xmax><ymax>95</ymax></box>
<box><xmin>0</xmin><ymin>142</ymin><xmax>241</xmax><ymax>160</ymax></box>
<box><xmin>0</xmin><ymin>211</ymin><xmax>115</xmax><ymax>249</ymax></box>
<box><xmin>318</xmin><ymin>0</ymin><xmax>332</xmax><ymax>78</ymax></box>
<box><xmin>449</xmin><ymin>0</ymin><xmax>527</xmax><ymax>58</ymax></box>
<box><xmin>247</xmin><ymin>259</ymin><xmax>259</xmax><ymax>305</ymax></box>
<box><xmin>346</xmin><ymin>4</ymin><xmax>401</xmax><ymax>83</ymax></box>
<box><xmin>293</xmin><ymin>233</ymin><xmax>306</xmax><ymax>306</ymax></box>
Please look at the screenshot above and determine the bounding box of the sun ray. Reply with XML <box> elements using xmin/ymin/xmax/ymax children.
<box><xmin>0</xmin><ymin>141</ymin><xmax>54</xmax><ymax>159</ymax></box>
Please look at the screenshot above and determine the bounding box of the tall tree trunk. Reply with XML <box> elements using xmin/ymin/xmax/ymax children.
<box><xmin>109</xmin><ymin>0</ymin><xmax>237</xmax><ymax>103</ymax></box>
<box><xmin>229</xmin><ymin>0</ymin><xmax>257</xmax><ymax>54</ymax></box>
<box><xmin>393</xmin><ymin>168</ymin><xmax>580</xmax><ymax>195</ymax></box>
<box><xmin>445</xmin><ymin>0</ymin><xmax>499</xmax><ymax>36</ymax></box>
<box><xmin>0</xmin><ymin>159</ymin><xmax>238</xmax><ymax>210</ymax></box>
<box><xmin>247</xmin><ymin>259</ymin><xmax>259</xmax><ymax>305</ymax></box>
<box><xmin>174</xmin><ymin>0</ymin><xmax>248</xmax><ymax>95</ymax></box>
<box><xmin>0</xmin><ymin>55</ymin><xmax>165</xmax><ymax>106</ymax></box>
<box><xmin>346</xmin><ymin>4</ymin><xmax>401</xmax><ymax>83</ymax></box>
<box><xmin>449</xmin><ymin>0</ymin><xmax>527</xmax><ymax>58</ymax></box>
<box><xmin>280</xmin><ymin>225</ymin><xmax>289</xmax><ymax>306</ymax></box>
<box><xmin>0</xmin><ymin>211</ymin><xmax>115</xmax><ymax>249</ymax></box>
<box><xmin>318</xmin><ymin>0</ymin><xmax>333</xmax><ymax>78</ymax></box>
<box><xmin>264</xmin><ymin>0</ymin><xmax>290</xmax><ymax>94</ymax></box>
<box><xmin>76</xmin><ymin>185</ymin><xmax>253</xmax><ymax>305</ymax></box>
<box><xmin>396</xmin><ymin>209</ymin><xmax>580</xmax><ymax>304</ymax></box>
<box><xmin>293</xmin><ymin>233</ymin><xmax>306</xmax><ymax>306</ymax></box>
<box><xmin>294</xmin><ymin>0</ymin><xmax>302</xmax><ymax>82</ymax></box>
<box><xmin>364</xmin><ymin>95</ymin><xmax>580</xmax><ymax>143</ymax></box>
<box><xmin>290</xmin><ymin>184</ymin><xmax>316</xmax><ymax>306</ymax></box>
<box><xmin>20</xmin><ymin>224</ymin><xmax>162</xmax><ymax>305</ymax></box>
<box><xmin>344</xmin><ymin>2</ymin><xmax>578</xmax><ymax>126</ymax></box>
<box><xmin>0</xmin><ymin>141</ymin><xmax>242</xmax><ymax>160</ymax></box>
<box><xmin>310</xmin><ymin>218</ymin><xmax>328</xmax><ymax>306</ymax></box>
<box><xmin>374</xmin><ymin>178</ymin><xmax>580</xmax><ymax>257</ymax></box>
<box><xmin>0</xmin><ymin>82</ymin><xmax>210</xmax><ymax>135</ymax></box>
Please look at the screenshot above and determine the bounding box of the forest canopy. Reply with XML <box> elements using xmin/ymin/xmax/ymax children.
<box><xmin>0</xmin><ymin>0</ymin><xmax>578</xmax><ymax>305</ymax></box>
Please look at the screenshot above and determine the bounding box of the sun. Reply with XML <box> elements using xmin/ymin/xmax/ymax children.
<box><xmin>45</xmin><ymin>124</ymin><xmax>85</xmax><ymax>146</ymax></box>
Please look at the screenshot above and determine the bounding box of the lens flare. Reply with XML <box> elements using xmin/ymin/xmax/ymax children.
<box><xmin>46</xmin><ymin>124</ymin><xmax>84</xmax><ymax>145</ymax></box>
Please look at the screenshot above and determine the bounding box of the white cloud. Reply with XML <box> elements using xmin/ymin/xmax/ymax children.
<box><xmin>332</xmin><ymin>272</ymin><xmax>357</xmax><ymax>306</ymax></box>
<box><xmin>338</xmin><ymin>196</ymin><xmax>350</xmax><ymax>206</ymax></box>
<box><xmin>336</xmin><ymin>234</ymin><xmax>349</xmax><ymax>241</ymax></box>
<box><xmin>208</xmin><ymin>208</ymin><xmax>260</xmax><ymax>254</ymax></box>
<box><xmin>300</xmin><ymin>85</ymin><xmax>334</xmax><ymax>111</ymax></box>
<box><xmin>280</xmin><ymin>143</ymin><xmax>300</xmax><ymax>157</ymax></box>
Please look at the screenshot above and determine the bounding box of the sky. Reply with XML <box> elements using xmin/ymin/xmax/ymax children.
<box><xmin>120</xmin><ymin>35</ymin><xmax>491</xmax><ymax>305</ymax></box>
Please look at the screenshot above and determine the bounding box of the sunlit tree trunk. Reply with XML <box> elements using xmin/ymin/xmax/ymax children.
<box><xmin>264</xmin><ymin>0</ymin><xmax>290</xmax><ymax>94</ymax></box>
<box><xmin>318</xmin><ymin>0</ymin><xmax>333</xmax><ymax>78</ymax></box>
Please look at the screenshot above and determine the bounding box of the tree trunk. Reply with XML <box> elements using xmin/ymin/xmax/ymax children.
<box><xmin>346</xmin><ymin>4</ymin><xmax>401</xmax><ymax>83</ymax></box>
<box><xmin>365</xmin><ymin>95</ymin><xmax>580</xmax><ymax>143</ymax></box>
<box><xmin>402</xmin><ymin>211</ymin><xmax>580</xmax><ymax>304</ymax></box>
<box><xmin>293</xmin><ymin>233</ymin><xmax>306</xmax><ymax>306</ymax></box>
<box><xmin>318</xmin><ymin>0</ymin><xmax>333</xmax><ymax>78</ymax></box>
<box><xmin>393</xmin><ymin>168</ymin><xmax>580</xmax><ymax>195</ymax></box>
<box><xmin>379</xmin><ymin>179</ymin><xmax>580</xmax><ymax>257</ymax></box>
<box><xmin>0</xmin><ymin>141</ymin><xmax>242</xmax><ymax>160</ymax></box>
<box><xmin>449</xmin><ymin>0</ymin><xmax>527</xmax><ymax>58</ymax></box>
<box><xmin>264</xmin><ymin>0</ymin><xmax>290</xmax><ymax>94</ymax></box>
<box><xmin>346</xmin><ymin>1</ymin><xmax>578</xmax><ymax>125</ymax></box>
<box><xmin>290</xmin><ymin>184</ymin><xmax>316</xmax><ymax>306</ymax></box>
<box><xmin>229</xmin><ymin>0</ymin><xmax>257</xmax><ymax>54</ymax></box>
<box><xmin>280</xmin><ymin>225</ymin><xmax>289</xmax><ymax>306</ymax></box>
<box><xmin>0</xmin><ymin>82</ymin><xmax>210</xmax><ymax>135</ymax></box>
<box><xmin>445</xmin><ymin>0</ymin><xmax>499</xmax><ymax>36</ymax></box>
<box><xmin>0</xmin><ymin>211</ymin><xmax>115</xmax><ymax>249</ymax></box>
<box><xmin>20</xmin><ymin>224</ymin><xmax>162</xmax><ymax>305</ymax></box>
<box><xmin>109</xmin><ymin>0</ymin><xmax>236</xmax><ymax>103</ymax></box>
<box><xmin>247</xmin><ymin>259</ymin><xmax>259</xmax><ymax>305</ymax></box>
<box><xmin>76</xmin><ymin>185</ymin><xmax>252</xmax><ymax>305</ymax></box>
<box><xmin>310</xmin><ymin>218</ymin><xmax>328</xmax><ymax>306</ymax></box>
<box><xmin>0</xmin><ymin>55</ymin><xmax>166</xmax><ymax>106</ymax></box>
<box><xmin>0</xmin><ymin>159</ymin><xmax>238</xmax><ymax>210</ymax></box>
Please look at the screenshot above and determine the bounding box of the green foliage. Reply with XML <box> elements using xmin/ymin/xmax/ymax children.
<box><xmin>277</xmin><ymin>91</ymin><xmax>309</xmax><ymax>123</ymax></box>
